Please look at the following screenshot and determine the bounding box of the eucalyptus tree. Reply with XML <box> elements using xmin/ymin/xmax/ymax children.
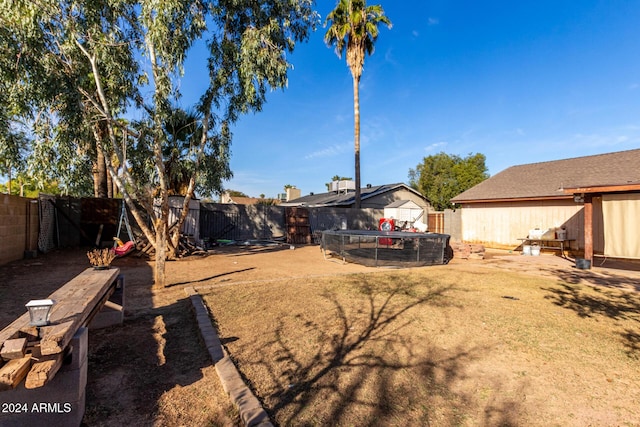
<box><xmin>0</xmin><ymin>2</ymin><xmax>128</xmax><ymax>196</ymax></box>
<box><xmin>324</xmin><ymin>0</ymin><xmax>391</xmax><ymax>208</ymax></box>
<box><xmin>1</xmin><ymin>0</ymin><xmax>317</xmax><ymax>286</ymax></box>
<box><xmin>0</xmin><ymin>118</ymin><xmax>27</xmax><ymax>194</ymax></box>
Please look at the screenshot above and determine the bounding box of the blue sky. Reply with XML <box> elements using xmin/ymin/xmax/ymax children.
<box><xmin>3</xmin><ymin>2</ymin><xmax>639</xmax><ymax>199</ymax></box>
<box><xmin>191</xmin><ymin>1</ymin><xmax>640</xmax><ymax>198</ymax></box>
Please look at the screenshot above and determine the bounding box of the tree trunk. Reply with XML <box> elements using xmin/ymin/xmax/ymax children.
<box><xmin>353</xmin><ymin>74</ymin><xmax>361</xmax><ymax>209</ymax></box>
<box><xmin>154</xmin><ymin>217</ymin><xmax>167</xmax><ymax>287</ymax></box>
<box><xmin>92</xmin><ymin>162</ymin><xmax>99</xmax><ymax>197</ymax></box>
<box><xmin>94</xmin><ymin>129</ymin><xmax>109</xmax><ymax>198</ymax></box>
<box><xmin>152</xmin><ymin>116</ymin><xmax>170</xmax><ymax>285</ymax></box>
<box><xmin>106</xmin><ymin>165</ymin><xmax>113</xmax><ymax>198</ymax></box>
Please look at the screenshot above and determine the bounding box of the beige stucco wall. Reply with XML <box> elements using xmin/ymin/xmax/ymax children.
<box><xmin>457</xmin><ymin>199</ymin><xmax>605</xmax><ymax>252</ymax></box>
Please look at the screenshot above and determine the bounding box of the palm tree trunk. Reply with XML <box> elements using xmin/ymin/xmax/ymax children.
<box><xmin>353</xmin><ymin>74</ymin><xmax>361</xmax><ymax>209</ymax></box>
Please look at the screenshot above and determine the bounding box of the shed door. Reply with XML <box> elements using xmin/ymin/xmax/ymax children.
<box><xmin>602</xmin><ymin>193</ymin><xmax>640</xmax><ymax>259</ymax></box>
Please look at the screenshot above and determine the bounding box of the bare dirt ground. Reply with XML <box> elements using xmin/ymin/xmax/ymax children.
<box><xmin>1</xmin><ymin>244</ymin><xmax>640</xmax><ymax>426</ymax></box>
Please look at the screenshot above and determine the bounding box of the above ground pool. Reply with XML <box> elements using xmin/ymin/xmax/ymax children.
<box><xmin>321</xmin><ymin>230</ymin><xmax>451</xmax><ymax>267</ymax></box>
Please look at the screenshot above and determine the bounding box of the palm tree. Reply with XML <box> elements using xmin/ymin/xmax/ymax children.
<box><xmin>162</xmin><ymin>108</ymin><xmax>203</xmax><ymax>196</ymax></box>
<box><xmin>324</xmin><ymin>0</ymin><xmax>391</xmax><ymax>208</ymax></box>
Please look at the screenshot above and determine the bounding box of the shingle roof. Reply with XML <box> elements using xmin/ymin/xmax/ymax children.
<box><xmin>451</xmin><ymin>148</ymin><xmax>640</xmax><ymax>203</ymax></box>
<box><xmin>282</xmin><ymin>183</ymin><xmax>423</xmax><ymax>207</ymax></box>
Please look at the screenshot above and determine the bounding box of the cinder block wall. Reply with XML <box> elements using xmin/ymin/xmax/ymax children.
<box><xmin>444</xmin><ymin>209</ymin><xmax>462</xmax><ymax>242</ymax></box>
<box><xmin>0</xmin><ymin>194</ymin><xmax>39</xmax><ymax>266</ymax></box>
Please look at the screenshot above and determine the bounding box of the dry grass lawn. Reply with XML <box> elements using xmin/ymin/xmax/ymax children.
<box><xmin>3</xmin><ymin>246</ymin><xmax>640</xmax><ymax>426</ymax></box>
<box><xmin>202</xmin><ymin>267</ymin><xmax>640</xmax><ymax>426</ymax></box>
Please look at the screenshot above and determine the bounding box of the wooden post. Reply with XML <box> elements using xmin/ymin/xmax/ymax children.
<box><xmin>584</xmin><ymin>194</ymin><xmax>593</xmax><ymax>262</ymax></box>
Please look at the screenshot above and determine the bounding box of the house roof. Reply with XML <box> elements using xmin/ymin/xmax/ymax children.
<box><xmin>282</xmin><ymin>183</ymin><xmax>425</xmax><ymax>207</ymax></box>
<box><xmin>451</xmin><ymin>148</ymin><xmax>640</xmax><ymax>203</ymax></box>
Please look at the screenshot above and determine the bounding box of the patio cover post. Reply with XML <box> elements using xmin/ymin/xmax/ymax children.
<box><xmin>583</xmin><ymin>194</ymin><xmax>593</xmax><ymax>262</ymax></box>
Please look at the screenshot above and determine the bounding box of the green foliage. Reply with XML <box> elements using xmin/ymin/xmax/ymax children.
<box><xmin>0</xmin><ymin>0</ymin><xmax>137</xmax><ymax>195</ymax></box>
<box><xmin>1</xmin><ymin>0</ymin><xmax>318</xmax><ymax>284</ymax></box>
<box><xmin>227</xmin><ymin>190</ymin><xmax>248</xmax><ymax>197</ymax></box>
<box><xmin>409</xmin><ymin>152</ymin><xmax>489</xmax><ymax>211</ymax></box>
<box><xmin>1</xmin><ymin>0</ymin><xmax>318</xmax><ymax>201</ymax></box>
<box><xmin>0</xmin><ymin>175</ymin><xmax>65</xmax><ymax>198</ymax></box>
<box><xmin>324</xmin><ymin>0</ymin><xmax>392</xmax><ymax>78</ymax></box>
<box><xmin>331</xmin><ymin>175</ymin><xmax>352</xmax><ymax>181</ymax></box>
<box><xmin>126</xmin><ymin>106</ymin><xmax>230</xmax><ymax>197</ymax></box>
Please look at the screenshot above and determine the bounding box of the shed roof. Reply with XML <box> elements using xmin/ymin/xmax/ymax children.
<box><xmin>451</xmin><ymin>148</ymin><xmax>640</xmax><ymax>203</ymax></box>
<box><xmin>385</xmin><ymin>199</ymin><xmax>422</xmax><ymax>209</ymax></box>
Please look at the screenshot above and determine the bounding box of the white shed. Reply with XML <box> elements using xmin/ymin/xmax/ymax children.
<box><xmin>384</xmin><ymin>200</ymin><xmax>424</xmax><ymax>224</ymax></box>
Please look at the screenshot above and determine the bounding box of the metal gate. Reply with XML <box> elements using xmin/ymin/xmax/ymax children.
<box><xmin>199</xmin><ymin>209</ymin><xmax>241</xmax><ymax>242</ymax></box>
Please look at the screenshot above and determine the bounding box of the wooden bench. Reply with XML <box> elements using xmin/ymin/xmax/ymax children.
<box><xmin>0</xmin><ymin>268</ymin><xmax>122</xmax><ymax>390</ymax></box>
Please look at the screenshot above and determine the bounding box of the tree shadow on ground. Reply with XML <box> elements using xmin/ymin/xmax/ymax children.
<box><xmin>216</xmin><ymin>243</ymin><xmax>294</xmax><ymax>257</ymax></box>
<box><xmin>483</xmin><ymin>253</ymin><xmax>640</xmax><ymax>292</ymax></box>
<box><xmin>166</xmin><ymin>267</ymin><xmax>256</xmax><ymax>287</ymax></box>
<box><xmin>241</xmin><ymin>277</ymin><xmax>522</xmax><ymax>426</ymax></box>
<box><xmin>83</xmin><ymin>298</ymin><xmax>217</xmax><ymax>425</ymax></box>
<box><xmin>81</xmin><ymin>252</ymin><xmax>238</xmax><ymax>426</ymax></box>
<box><xmin>549</xmin><ymin>265</ymin><xmax>640</xmax><ymax>292</ymax></box>
<box><xmin>543</xmin><ymin>281</ymin><xmax>640</xmax><ymax>358</ymax></box>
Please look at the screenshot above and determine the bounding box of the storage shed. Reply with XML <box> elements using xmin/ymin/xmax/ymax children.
<box><xmin>383</xmin><ymin>200</ymin><xmax>424</xmax><ymax>224</ymax></box>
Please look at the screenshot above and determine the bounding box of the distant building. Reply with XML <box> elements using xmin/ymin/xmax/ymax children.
<box><xmin>281</xmin><ymin>181</ymin><xmax>431</xmax><ymax>211</ymax></box>
<box><xmin>277</xmin><ymin>187</ymin><xmax>301</xmax><ymax>202</ymax></box>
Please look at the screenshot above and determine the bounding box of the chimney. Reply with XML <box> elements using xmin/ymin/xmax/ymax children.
<box><xmin>286</xmin><ymin>187</ymin><xmax>301</xmax><ymax>201</ymax></box>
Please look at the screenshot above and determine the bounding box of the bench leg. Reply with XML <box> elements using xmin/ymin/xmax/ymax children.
<box><xmin>89</xmin><ymin>275</ymin><xmax>125</xmax><ymax>330</ymax></box>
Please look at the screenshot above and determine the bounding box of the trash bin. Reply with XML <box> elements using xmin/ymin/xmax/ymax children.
<box><xmin>576</xmin><ymin>258</ymin><xmax>591</xmax><ymax>269</ymax></box>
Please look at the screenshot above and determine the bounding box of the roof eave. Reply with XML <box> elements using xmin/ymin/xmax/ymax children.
<box><xmin>452</xmin><ymin>195</ymin><xmax>573</xmax><ymax>204</ymax></box>
<box><xmin>563</xmin><ymin>183</ymin><xmax>640</xmax><ymax>194</ymax></box>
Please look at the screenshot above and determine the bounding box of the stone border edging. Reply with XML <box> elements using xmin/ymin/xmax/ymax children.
<box><xmin>185</xmin><ymin>286</ymin><xmax>273</xmax><ymax>427</ymax></box>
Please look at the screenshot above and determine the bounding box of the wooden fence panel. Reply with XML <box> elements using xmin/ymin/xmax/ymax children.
<box><xmin>428</xmin><ymin>212</ymin><xmax>445</xmax><ymax>234</ymax></box>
